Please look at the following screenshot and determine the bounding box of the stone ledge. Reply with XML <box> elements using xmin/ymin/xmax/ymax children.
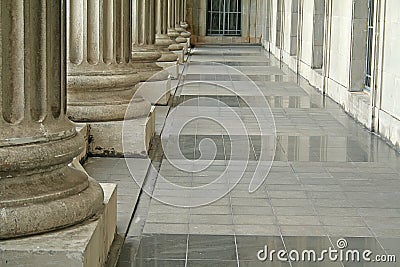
<box><xmin>0</xmin><ymin>183</ymin><xmax>117</xmax><ymax>267</ymax></box>
<box><xmin>75</xmin><ymin>123</ymin><xmax>90</xmax><ymax>163</ymax></box>
<box><xmin>156</xmin><ymin>61</ymin><xmax>179</xmax><ymax>79</ymax></box>
<box><xmin>88</xmin><ymin>108</ymin><xmax>155</xmax><ymax>157</ymax></box>
<box><xmin>136</xmin><ymin>78</ymin><xmax>172</xmax><ymax>106</ymax></box>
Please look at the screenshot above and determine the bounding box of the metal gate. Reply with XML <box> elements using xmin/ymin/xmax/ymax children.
<box><xmin>207</xmin><ymin>0</ymin><xmax>242</xmax><ymax>36</ymax></box>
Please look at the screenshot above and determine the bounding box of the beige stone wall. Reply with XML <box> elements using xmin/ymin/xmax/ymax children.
<box><xmin>185</xmin><ymin>0</ymin><xmax>400</xmax><ymax>149</ymax></box>
<box><xmin>263</xmin><ymin>0</ymin><xmax>400</xmax><ymax>149</ymax></box>
<box><xmin>373</xmin><ymin>0</ymin><xmax>400</xmax><ymax>147</ymax></box>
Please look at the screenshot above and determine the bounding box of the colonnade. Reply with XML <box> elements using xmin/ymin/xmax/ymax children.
<box><xmin>0</xmin><ymin>0</ymin><xmax>190</xmax><ymax>241</ymax></box>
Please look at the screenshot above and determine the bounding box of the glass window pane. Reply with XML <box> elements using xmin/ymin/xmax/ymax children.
<box><xmin>207</xmin><ymin>0</ymin><xmax>241</xmax><ymax>36</ymax></box>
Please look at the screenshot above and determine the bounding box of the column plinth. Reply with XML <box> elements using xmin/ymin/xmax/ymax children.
<box><xmin>168</xmin><ymin>29</ymin><xmax>185</xmax><ymax>51</ymax></box>
<box><xmin>175</xmin><ymin>25</ymin><xmax>188</xmax><ymax>44</ymax></box>
<box><xmin>68</xmin><ymin>64</ymin><xmax>143</xmax><ymax>122</ymax></box>
<box><xmin>0</xmin><ymin>0</ymin><xmax>103</xmax><ymax>239</ymax></box>
<box><xmin>131</xmin><ymin>45</ymin><xmax>169</xmax><ymax>82</ymax></box>
<box><xmin>181</xmin><ymin>21</ymin><xmax>192</xmax><ymax>38</ymax></box>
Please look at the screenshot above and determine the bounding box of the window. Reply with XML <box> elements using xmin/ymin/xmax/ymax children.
<box><xmin>207</xmin><ymin>0</ymin><xmax>242</xmax><ymax>36</ymax></box>
<box><xmin>290</xmin><ymin>0</ymin><xmax>299</xmax><ymax>55</ymax></box>
<box><xmin>365</xmin><ymin>0</ymin><xmax>374</xmax><ymax>92</ymax></box>
<box><xmin>311</xmin><ymin>0</ymin><xmax>325</xmax><ymax>69</ymax></box>
<box><xmin>276</xmin><ymin>0</ymin><xmax>284</xmax><ymax>48</ymax></box>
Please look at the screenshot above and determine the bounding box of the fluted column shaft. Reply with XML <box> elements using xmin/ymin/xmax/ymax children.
<box><xmin>67</xmin><ymin>0</ymin><xmax>144</xmax><ymax>122</ymax></box>
<box><xmin>131</xmin><ymin>0</ymin><xmax>168</xmax><ymax>80</ymax></box>
<box><xmin>174</xmin><ymin>0</ymin><xmax>186</xmax><ymax>40</ymax></box>
<box><xmin>0</xmin><ymin>0</ymin><xmax>103</xmax><ymax>239</ymax></box>
<box><xmin>132</xmin><ymin>0</ymin><xmax>156</xmax><ymax>46</ymax></box>
<box><xmin>167</xmin><ymin>0</ymin><xmax>186</xmax><ymax>50</ymax></box>
<box><xmin>175</xmin><ymin>0</ymin><xmax>181</xmax><ymax>27</ymax></box>
<box><xmin>68</xmin><ymin>0</ymin><xmax>131</xmax><ymax>68</ymax></box>
<box><xmin>156</xmin><ymin>0</ymin><xmax>172</xmax><ymax>42</ymax></box>
<box><xmin>179</xmin><ymin>0</ymin><xmax>191</xmax><ymax>42</ymax></box>
<box><xmin>181</xmin><ymin>0</ymin><xmax>186</xmax><ymax>22</ymax></box>
<box><xmin>168</xmin><ymin>0</ymin><xmax>175</xmax><ymax>31</ymax></box>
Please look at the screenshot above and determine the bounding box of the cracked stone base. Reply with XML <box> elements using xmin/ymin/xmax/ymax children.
<box><xmin>88</xmin><ymin>110</ymin><xmax>155</xmax><ymax>157</ymax></box>
<box><xmin>0</xmin><ymin>183</ymin><xmax>117</xmax><ymax>267</ymax></box>
<box><xmin>76</xmin><ymin>123</ymin><xmax>90</xmax><ymax>162</ymax></box>
<box><xmin>156</xmin><ymin>61</ymin><xmax>179</xmax><ymax>79</ymax></box>
<box><xmin>136</xmin><ymin>78</ymin><xmax>172</xmax><ymax>106</ymax></box>
<box><xmin>172</xmin><ymin>49</ymin><xmax>185</xmax><ymax>63</ymax></box>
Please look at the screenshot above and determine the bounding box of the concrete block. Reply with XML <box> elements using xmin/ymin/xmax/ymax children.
<box><xmin>156</xmin><ymin>61</ymin><xmax>179</xmax><ymax>79</ymax></box>
<box><xmin>88</xmin><ymin>109</ymin><xmax>155</xmax><ymax>157</ymax></box>
<box><xmin>0</xmin><ymin>184</ymin><xmax>117</xmax><ymax>267</ymax></box>
<box><xmin>136</xmin><ymin>78</ymin><xmax>172</xmax><ymax>106</ymax></box>
<box><xmin>75</xmin><ymin>123</ymin><xmax>90</xmax><ymax>162</ymax></box>
<box><xmin>173</xmin><ymin>50</ymin><xmax>184</xmax><ymax>63</ymax></box>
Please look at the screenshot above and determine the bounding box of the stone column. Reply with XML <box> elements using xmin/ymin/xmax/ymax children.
<box><xmin>174</xmin><ymin>0</ymin><xmax>189</xmax><ymax>49</ymax></box>
<box><xmin>67</xmin><ymin>0</ymin><xmax>152</xmax><ymax>156</ymax></box>
<box><xmin>180</xmin><ymin>0</ymin><xmax>192</xmax><ymax>51</ymax></box>
<box><xmin>67</xmin><ymin>0</ymin><xmax>148</xmax><ymax>122</ymax></box>
<box><xmin>168</xmin><ymin>0</ymin><xmax>185</xmax><ymax>53</ymax></box>
<box><xmin>0</xmin><ymin>0</ymin><xmax>103</xmax><ymax>239</ymax></box>
<box><xmin>132</xmin><ymin>0</ymin><xmax>173</xmax><ymax>105</ymax></box>
<box><xmin>132</xmin><ymin>0</ymin><xmax>164</xmax><ymax>80</ymax></box>
<box><xmin>155</xmin><ymin>0</ymin><xmax>179</xmax><ymax>62</ymax></box>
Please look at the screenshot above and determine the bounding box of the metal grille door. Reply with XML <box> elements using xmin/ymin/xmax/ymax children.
<box><xmin>207</xmin><ymin>0</ymin><xmax>242</xmax><ymax>36</ymax></box>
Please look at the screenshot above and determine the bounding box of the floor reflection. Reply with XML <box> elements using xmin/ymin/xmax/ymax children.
<box><xmin>115</xmin><ymin>45</ymin><xmax>400</xmax><ymax>267</ymax></box>
<box><xmin>118</xmin><ymin>234</ymin><xmax>399</xmax><ymax>267</ymax></box>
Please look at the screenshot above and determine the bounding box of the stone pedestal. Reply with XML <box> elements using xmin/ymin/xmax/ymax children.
<box><xmin>136</xmin><ymin>78</ymin><xmax>172</xmax><ymax>105</ymax></box>
<box><xmin>157</xmin><ymin>61</ymin><xmax>180</xmax><ymax>79</ymax></box>
<box><xmin>132</xmin><ymin>0</ymin><xmax>173</xmax><ymax>105</ymax></box>
<box><xmin>89</xmin><ymin>104</ymin><xmax>155</xmax><ymax>158</ymax></box>
<box><xmin>66</xmin><ymin>0</ymin><xmax>155</xmax><ymax>156</ymax></box>
<box><xmin>0</xmin><ymin>183</ymin><xmax>117</xmax><ymax>267</ymax></box>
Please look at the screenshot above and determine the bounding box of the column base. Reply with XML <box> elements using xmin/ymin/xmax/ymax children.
<box><xmin>172</xmin><ymin>49</ymin><xmax>185</xmax><ymax>63</ymax></box>
<box><xmin>158</xmin><ymin>50</ymin><xmax>179</xmax><ymax>62</ymax></box>
<box><xmin>135</xmin><ymin>76</ymin><xmax>172</xmax><ymax>106</ymax></box>
<box><xmin>88</xmin><ymin>109</ymin><xmax>155</xmax><ymax>158</ymax></box>
<box><xmin>156</xmin><ymin>61</ymin><xmax>179</xmax><ymax>79</ymax></box>
<box><xmin>0</xmin><ymin>183</ymin><xmax>117</xmax><ymax>267</ymax></box>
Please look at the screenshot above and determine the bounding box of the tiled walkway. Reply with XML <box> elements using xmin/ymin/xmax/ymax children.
<box><xmin>94</xmin><ymin>46</ymin><xmax>400</xmax><ymax>266</ymax></box>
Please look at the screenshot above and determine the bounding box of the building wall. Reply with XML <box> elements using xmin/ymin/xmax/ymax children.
<box><xmin>186</xmin><ymin>0</ymin><xmax>400</xmax><ymax>149</ymax></box>
<box><xmin>262</xmin><ymin>0</ymin><xmax>400</xmax><ymax>150</ymax></box>
<box><xmin>374</xmin><ymin>0</ymin><xmax>400</xmax><ymax>148</ymax></box>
